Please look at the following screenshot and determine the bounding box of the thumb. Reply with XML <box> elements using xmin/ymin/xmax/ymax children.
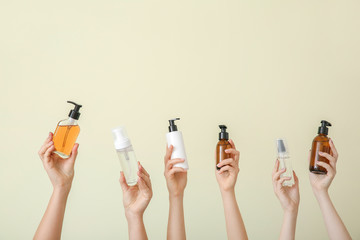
<box><xmin>68</xmin><ymin>143</ymin><xmax>79</xmax><ymax>165</ymax></box>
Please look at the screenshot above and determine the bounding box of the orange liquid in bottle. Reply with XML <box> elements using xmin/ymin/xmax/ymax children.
<box><xmin>53</xmin><ymin>125</ymin><xmax>80</xmax><ymax>157</ymax></box>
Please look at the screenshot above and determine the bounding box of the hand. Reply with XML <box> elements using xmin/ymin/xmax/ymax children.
<box><xmin>272</xmin><ymin>159</ymin><xmax>300</xmax><ymax>213</ymax></box>
<box><xmin>38</xmin><ymin>132</ymin><xmax>79</xmax><ymax>192</ymax></box>
<box><xmin>215</xmin><ymin>139</ymin><xmax>240</xmax><ymax>193</ymax></box>
<box><xmin>164</xmin><ymin>145</ymin><xmax>188</xmax><ymax>198</ymax></box>
<box><xmin>309</xmin><ymin>139</ymin><xmax>338</xmax><ymax>194</ymax></box>
<box><xmin>120</xmin><ymin>162</ymin><xmax>153</xmax><ymax>218</ymax></box>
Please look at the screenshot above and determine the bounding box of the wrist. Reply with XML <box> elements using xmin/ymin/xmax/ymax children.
<box><xmin>125</xmin><ymin>210</ymin><xmax>144</xmax><ymax>222</ymax></box>
<box><xmin>53</xmin><ymin>185</ymin><xmax>71</xmax><ymax>196</ymax></box>
<box><xmin>313</xmin><ymin>188</ymin><xmax>329</xmax><ymax>198</ymax></box>
<box><xmin>169</xmin><ymin>190</ymin><xmax>184</xmax><ymax>199</ymax></box>
<box><xmin>284</xmin><ymin>206</ymin><xmax>299</xmax><ymax>215</ymax></box>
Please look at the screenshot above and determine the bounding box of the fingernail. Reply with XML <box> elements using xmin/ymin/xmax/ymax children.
<box><xmin>318</xmin><ymin>151</ymin><xmax>323</xmax><ymax>155</ymax></box>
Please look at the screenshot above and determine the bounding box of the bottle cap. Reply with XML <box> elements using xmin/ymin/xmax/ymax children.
<box><xmin>168</xmin><ymin>118</ymin><xmax>180</xmax><ymax>132</ymax></box>
<box><xmin>112</xmin><ymin>127</ymin><xmax>131</xmax><ymax>149</ymax></box>
<box><xmin>219</xmin><ymin>125</ymin><xmax>229</xmax><ymax>140</ymax></box>
<box><xmin>276</xmin><ymin>138</ymin><xmax>289</xmax><ymax>158</ymax></box>
<box><xmin>318</xmin><ymin>120</ymin><xmax>332</xmax><ymax>135</ymax></box>
<box><xmin>67</xmin><ymin>101</ymin><xmax>82</xmax><ymax>120</ymax></box>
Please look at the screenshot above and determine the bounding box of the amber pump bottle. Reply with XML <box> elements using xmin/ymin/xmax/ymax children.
<box><xmin>309</xmin><ymin>120</ymin><xmax>332</xmax><ymax>174</ymax></box>
<box><xmin>53</xmin><ymin>101</ymin><xmax>82</xmax><ymax>158</ymax></box>
<box><xmin>216</xmin><ymin>125</ymin><xmax>231</xmax><ymax>170</ymax></box>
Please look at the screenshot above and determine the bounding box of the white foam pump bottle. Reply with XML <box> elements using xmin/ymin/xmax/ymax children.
<box><xmin>276</xmin><ymin>138</ymin><xmax>295</xmax><ymax>186</ymax></box>
<box><xmin>166</xmin><ymin>118</ymin><xmax>189</xmax><ymax>170</ymax></box>
<box><xmin>112</xmin><ymin>127</ymin><xmax>138</xmax><ymax>186</ymax></box>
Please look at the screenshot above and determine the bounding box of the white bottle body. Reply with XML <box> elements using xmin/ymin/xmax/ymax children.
<box><xmin>166</xmin><ymin>131</ymin><xmax>189</xmax><ymax>170</ymax></box>
<box><xmin>279</xmin><ymin>156</ymin><xmax>295</xmax><ymax>186</ymax></box>
<box><xmin>116</xmin><ymin>145</ymin><xmax>138</xmax><ymax>186</ymax></box>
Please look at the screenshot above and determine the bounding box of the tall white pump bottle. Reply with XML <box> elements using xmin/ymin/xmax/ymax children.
<box><xmin>166</xmin><ymin>118</ymin><xmax>189</xmax><ymax>170</ymax></box>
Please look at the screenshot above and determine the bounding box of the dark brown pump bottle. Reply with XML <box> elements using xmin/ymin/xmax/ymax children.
<box><xmin>309</xmin><ymin>120</ymin><xmax>332</xmax><ymax>174</ymax></box>
<box><xmin>216</xmin><ymin>125</ymin><xmax>232</xmax><ymax>170</ymax></box>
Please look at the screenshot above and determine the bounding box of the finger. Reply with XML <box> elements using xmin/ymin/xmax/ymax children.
<box><xmin>229</xmin><ymin>139</ymin><xmax>236</xmax><ymax>149</ymax></box>
<box><xmin>293</xmin><ymin>171</ymin><xmax>299</xmax><ymax>185</ymax></box>
<box><xmin>68</xmin><ymin>143</ymin><xmax>79</xmax><ymax>165</ymax></box>
<box><xmin>225</xmin><ymin>148</ymin><xmax>240</xmax><ymax>162</ymax></box>
<box><xmin>119</xmin><ymin>171</ymin><xmax>129</xmax><ymax>191</ymax></box>
<box><xmin>138</xmin><ymin>170</ymin><xmax>152</xmax><ymax>190</ymax></box>
<box><xmin>272</xmin><ymin>159</ymin><xmax>280</xmax><ymax>175</ymax></box>
<box><xmin>216</xmin><ymin>158</ymin><xmax>236</xmax><ymax>168</ymax></box>
<box><xmin>329</xmin><ymin>139</ymin><xmax>338</xmax><ymax>159</ymax></box>
<box><xmin>218</xmin><ymin>165</ymin><xmax>234</xmax><ymax>174</ymax></box>
<box><xmin>39</xmin><ymin>139</ymin><xmax>54</xmax><ymax>156</ymax></box>
<box><xmin>138</xmin><ymin>162</ymin><xmax>149</xmax><ymax>177</ymax></box>
<box><xmin>166</xmin><ymin>158</ymin><xmax>185</xmax><ymax>171</ymax></box>
<box><xmin>43</xmin><ymin>132</ymin><xmax>53</xmax><ymax>145</ymax></box>
<box><xmin>318</xmin><ymin>151</ymin><xmax>336</xmax><ymax>168</ymax></box>
<box><xmin>317</xmin><ymin>161</ymin><xmax>335</xmax><ymax>177</ymax></box>
<box><xmin>137</xmin><ymin>176</ymin><xmax>152</xmax><ymax>197</ymax></box>
<box><xmin>43</xmin><ymin>144</ymin><xmax>55</xmax><ymax>163</ymax></box>
<box><xmin>168</xmin><ymin>167</ymin><xmax>187</xmax><ymax>176</ymax></box>
<box><xmin>278</xmin><ymin>177</ymin><xmax>292</xmax><ymax>187</ymax></box>
<box><xmin>272</xmin><ymin>168</ymin><xmax>286</xmax><ymax>181</ymax></box>
<box><xmin>164</xmin><ymin>145</ymin><xmax>173</xmax><ymax>163</ymax></box>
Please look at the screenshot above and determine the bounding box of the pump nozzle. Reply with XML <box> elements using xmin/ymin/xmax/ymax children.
<box><xmin>318</xmin><ymin>120</ymin><xmax>332</xmax><ymax>135</ymax></box>
<box><xmin>168</xmin><ymin>118</ymin><xmax>180</xmax><ymax>132</ymax></box>
<box><xmin>218</xmin><ymin>125</ymin><xmax>229</xmax><ymax>140</ymax></box>
<box><xmin>67</xmin><ymin>101</ymin><xmax>82</xmax><ymax>120</ymax></box>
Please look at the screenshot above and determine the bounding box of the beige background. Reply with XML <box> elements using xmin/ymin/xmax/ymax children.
<box><xmin>1</xmin><ymin>0</ymin><xmax>359</xmax><ymax>239</ymax></box>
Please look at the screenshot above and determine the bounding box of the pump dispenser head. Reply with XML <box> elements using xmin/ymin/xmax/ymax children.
<box><xmin>67</xmin><ymin>101</ymin><xmax>82</xmax><ymax>120</ymax></box>
<box><xmin>219</xmin><ymin>125</ymin><xmax>229</xmax><ymax>140</ymax></box>
<box><xmin>276</xmin><ymin>138</ymin><xmax>289</xmax><ymax>158</ymax></box>
<box><xmin>112</xmin><ymin>127</ymin><xmax>131</xmax><ymax>150</ymax></box>
<box><xmin>318</xmin><ymin>120</ymin><xmax>332</xmax><ymax>135</ymax></box>
<box><xmin>168</xmin><ymin>118</ymin><xmax>180</xmax><ymax>132</ymax></box>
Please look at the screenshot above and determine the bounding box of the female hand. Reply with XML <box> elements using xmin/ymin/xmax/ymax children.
<box><xmin>38</xmin><ymin>132</ymin><xmax>79</xmax><ymax>192</ymax></box>
<box><xmin>215</xmin><ymin>139</ymin><xmax>240</xmax><ymax>193</ymax></box>
<box><xmin>272</xmin><ymin>159</ymin><xmax>300</xmax><ymax>213</ymax></box>
<box><xmin>120</xmin><ymin>162</ymin><xmax>153</xmax><ymax>218</ymax></box>
<box><xmin>164</xmin><ymin>145</ymin><xmax>188</xmax><ymax>198</ymax></box>
<box><xmin>309</xmin><ymin>139</ymin><xmax>338</xmax><ymax>194</ymax></box>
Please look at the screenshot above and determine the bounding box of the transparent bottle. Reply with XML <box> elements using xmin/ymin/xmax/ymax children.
<box><xmin>53</xmin><ymin>101</ymin><xmax>82</xmax><ymax>158</ymax></box>
<box><xmin>276</xmin><ymin>138</ymin><xmax>295</xmax><ymax>187</ymax></box>
<box><xmin>112</xmin><ymin>127</ymin><xmax>138</xmax><ymax>186</ymax></box>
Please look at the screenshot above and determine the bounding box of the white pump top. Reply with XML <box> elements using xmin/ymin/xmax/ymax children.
<box><xmin>112</xmin><ymin>127</ymin><xmax>132</xmax><ymax>150</ymax></box>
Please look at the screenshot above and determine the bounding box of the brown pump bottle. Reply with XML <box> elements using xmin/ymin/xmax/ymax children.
<box><xmin>216</xmin><ymin>125</ymin><xmax>232</xmax><ymax>170</ymax></box>
<box><xmin>309</xmin><ymin>120</ymin><xmax>332</xmax><ymax>174</ymax></box>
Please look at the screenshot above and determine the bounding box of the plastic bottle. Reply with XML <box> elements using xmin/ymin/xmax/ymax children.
<box><xmin>53</xmin><ymin>101</ymin><xmax>82</xmax><ymax>158</ymax></box>
<box><xmin>112</xmin><ymin>127</ymin><xmax>138</xmax><ymax>186</ymax></box>
<box><xmin>309</xmin><ymin>120</ymin><xmax>332</xmax><ymax>174</ymax></box>
<box><xmin>166</xmin><ymin>118</ymin><xmax>189</xmax><ymax>170</ymax></box>
<box><xmin>276</xmin><ymin>138</ymin><xmax>295</xmax><ymax>186</ymax></box>
<box><xmin>216</xmin><ymin>125</ymin><xmax>232</xmax><ymax>170</ymax></box>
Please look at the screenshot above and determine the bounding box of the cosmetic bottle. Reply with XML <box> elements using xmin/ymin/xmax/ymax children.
<box><xmin>112</xmin><ymin>127</ymin><xmax>138</xmax><ymax>186</ymax></box>
<box><xmin>216</xmin><ymin>125</ymin><xmax>231</xmax><ymax>170</ymax></box>
<box><xmin>309</xmin><ymin>120</ymin><xmax>332</xmax><ymax>174</ymax></box>
<box><xmin>53</xmin><ymin>101</ymin><xmax>82</xmax><ymax>158</ymax></box>
<box><xmin>166</xmin><ymin>118</ymin><xmax>189</xmax><ymax>170</ymax></box>
<box><xmin>276</xmin><ymin>139</ymin><xmax>295</xmax><ymax>186</ymax></box>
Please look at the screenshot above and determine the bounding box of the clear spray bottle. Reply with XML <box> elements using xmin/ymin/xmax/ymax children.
<box><xmin>276</xmin><ymin>138</ymin><xmax>295</xmax><ymax>187</ymax></box>
<box><xmin>112</xmin><ymin>127</ymin><xmax>138</xmax><ymax>186</ymax></box>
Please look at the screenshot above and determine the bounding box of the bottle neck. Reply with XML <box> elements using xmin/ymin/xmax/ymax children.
<box><xmin>67</xmin><ymin>117</ymin><xmax>77</xmax><ymax>125</ymax></box>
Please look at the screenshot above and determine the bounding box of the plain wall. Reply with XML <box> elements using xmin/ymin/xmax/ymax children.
<box><xmin>1</xmin><ymin>0</ymin><xmax>359</xmax><ymax>239</ymax></box>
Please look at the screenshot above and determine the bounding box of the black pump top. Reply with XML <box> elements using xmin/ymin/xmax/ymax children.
<box><xmin>67</xmin><ymin>101</ymin><xmax>82</xmax><ymax>120</ymax></box>
<box><xmin>219</xmin><ymin>125</ymin><xmax>229</xmax><ymax>140</ymax></box>
<box><xmin>168</xmin><ymin>118</ymin><xmax>180</xmax><ymax>132</ymax></box>
<box><xmin>318</xmin><ymin>120</ymin><xmax>332</xmax><ymax>135</ymax></box>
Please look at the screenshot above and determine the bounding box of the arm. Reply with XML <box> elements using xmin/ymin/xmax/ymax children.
<box><xmin>272</xmin><ymin>160</ymin><xmax>300</xmax><ymax>240</ymax></box>
<box><xmin>34</xmin><ymin>133</ymin><xmax>79</xmax><ymax>240</ymax></box>
<box><xmin>164</xmin><ymin>145</ymin><xmax>187</xmax><ymax>240</ymax></box>
<box><xmin>215</xmin><ymin>140</ymin><xmax>248</xmax><ymax>240</ymax></box>
<box><xmin>119</xmin><ymin>162</ymin><xmax>152</xmax><ymax>240</ymax></box>
<box><xmin>309</xmin><ymin>139</ymin><xmax>352</xmax><ymax>240</ymax></box>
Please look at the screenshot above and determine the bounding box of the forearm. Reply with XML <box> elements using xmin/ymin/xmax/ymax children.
<box><xmin>126</xmin><ymin>213</ymin><xmax>148</xmax><ymax>240</ymax></box>
<box><xmin>279</xmin><ymin>209</ymin><xmax>298</xmax><ymax>240</ymax></box>
<box><xmin>167</xmin><ymin>194</ymin><xmax>186</xmax><ymax>240</ymax></box>
<box><xmin>221</xmin><ymin>190</ymin><xmax>248</xmax><ymax>240</ymax></box>
<box><xmin>33</xmin><ymin>188</ymin><xmax>69</xmax><ymax>240</ymax></box>
<box><xmin>314</xmin><ymin>191</ymin><xmax>351</xmax><ymax>240</ymax></box>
